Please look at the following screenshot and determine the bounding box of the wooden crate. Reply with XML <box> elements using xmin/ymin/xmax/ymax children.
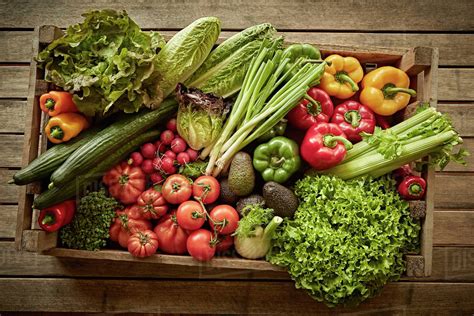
<box><xmin>15</xmin><ymin>25</ymin><xmax>438</xmax><ymax>277</ymax></box>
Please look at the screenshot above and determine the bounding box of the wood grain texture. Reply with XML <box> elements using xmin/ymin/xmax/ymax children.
<box><xmin>434</xmin><ymin>173</ymin><xmax>474</xmax><ymax>208</ymax></box>
<box><xmin>1</xmin><ymin>0</ymin><xmax>474</xmax><ymax>31</ymax></box>
<box><xmin>0</xmin><ymin>100</ymin><xmax>26</xmax><ymax>133</ymax></box>
<box><xmin>438</xmin><ymin>103</ymin><xmax>474</xmax><ymax>137</ymax></box>
<box><xmin>0</xmin><ymin>206</ymin><xmax>17</xmax><ymax>238</ymax></box>
<box><xmin>0</xmin><ymin>278</ymin><xmax>473</xmax><ymax>313</ymax></box>
<box><xmin>434</xmin><ymin>211</ymin><xmax>474</xmax><ymax>246</ymax></box>
<box><xmin>0</xmin><ymin>169</ymin><xmax>18</xmax><ymax>203</ymax></box>
<box><xmin>0</xmin><ymin>66</ymin><xmax>29</xmax><ymax>98</ymax></box>
<box><xmin>0</xmin><ymin>135</ymin><xmax>23</xmax><ymax>167</ymax></box>
<box><xmin>0</xmin><ymin>31</ymin><xmax>32</xmax><ymax>63</ymax></box>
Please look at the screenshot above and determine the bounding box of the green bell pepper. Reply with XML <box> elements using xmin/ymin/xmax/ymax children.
<box><xmin>257</xmin><ymin>119</ymin><xmax>287</xmax><ymax>143</ymax></box>
<box><xmin>253</xmin><ymin>136</ymin><xmax>301</xmax><ymax>184</ymax></box>
<box><xmin>282</xmin><ymin>43</ymin><xmax>322</xmax><ymax>77</ymax></box>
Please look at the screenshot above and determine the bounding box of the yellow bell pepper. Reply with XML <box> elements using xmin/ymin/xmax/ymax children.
<box><xmin>45</xmin><ymin>113</ymin><xmax>89</xmax><ymax>144</ymax></box>
<box><xmin>360</xmin><ymin>66</ymin><xmax>417</xmax><ymax>116</ymax></box>
<box><xmin>319</xmin><ymin>54</ymin><xmax>364</xmax><ymax>99</ymax></box>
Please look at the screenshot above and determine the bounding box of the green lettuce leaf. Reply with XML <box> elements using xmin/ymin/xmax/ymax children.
<box><xmin>267</xmin><ymin>175</ymin><xmax>420</xmax><ymax>307</ymax></box>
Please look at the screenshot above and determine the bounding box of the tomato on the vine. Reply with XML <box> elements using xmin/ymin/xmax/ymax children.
<box><xmin>209</xmin><ymin>205</ymin><xmax>239</xmax><ymax>235</ymax></box>
<box><xmin>193</xmin><ymin>176</ymin><xmax>220</xmax><ymax>204</ymax></box>
<box><xmin>215</xmin><ymin>234</ymin><xmax>234</xmax><ymax>253</ymax></box>
<box><xmin>186</xmin><ymin>229</ymin><xmax>216</xmax><ymax>262</ymax></box>
<box><xmin>136</xmin><ymin>187</ymin><xmax>168</xmax><ymax>220</ymax></box>
<box><xmin>162</xmin><ymin>174</ymin><xmax>192</xmax><ymax>204</ymax></box>
<box><xmin>127</xmin><ymin>230</ymin><xmax>159</xmax><ymax>258</ymax></box>
<box><xmin>154</xmin><ymin>210</ymin><xmax>189</xmax><ymax>255</ymax></box>
<box><xmin>176</xmin><ymin>201</ymin><xmax>206</xmax><ymax>231</ymax></box>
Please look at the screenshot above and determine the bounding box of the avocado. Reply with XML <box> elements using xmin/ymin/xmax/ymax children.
<box><xmin>219</xmin><ymin>178</ymin><xmax>238</xmax><ymax>204</ymax></box>
<box><xmin>263</xmin><ymin>181</ymin><xmax>298</xmax><ymax>218</ymax></box>
<box><xmin>236</xmin><ymin>194</ymin><xmax>265</xmax><ymax>215</ymax></box>
<box><xmin>228</xmin><ymin>152</ymin><xmax>255</xmax><ymax>196</ymax></box>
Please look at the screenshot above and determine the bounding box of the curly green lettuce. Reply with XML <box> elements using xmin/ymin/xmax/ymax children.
<box><xmin>37</xmin><ymin>10</ymin><xmax>165</xmax><ymax>116</ymax></box>
<box><xmin>267</xmin><ymin>175</ymin><xmax>420</xmax><ymax>307</ymax></box>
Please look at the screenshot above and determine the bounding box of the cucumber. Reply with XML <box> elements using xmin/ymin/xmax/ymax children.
<box><xmin>11</xmin><ymin>128</ymin><xmax>99</xmax><ymax>185</ymax></box>
<box><xmin>33</xmin><ymin>129</ymin><xmax>160</xmax><ymax>210</ymax></box>
<box><xmin>49</xmin><ymin>98</ymin><xmax>176</xmax><ymax>188</ymax></box>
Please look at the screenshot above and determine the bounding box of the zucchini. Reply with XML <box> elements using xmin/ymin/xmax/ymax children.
<box><xmin>10</xmin><ymin>128</ymin><xmax>99</xmax><ymax>185</ymax></box>
<box><xmin>33</xmin><ymin>129</ymin><xmax>160</xmax><ymax>209</ymax></box>
<box><xmin>49</xmin><ymin>98</ymin><xmax>176</xmax><ymax>188</ymax></box>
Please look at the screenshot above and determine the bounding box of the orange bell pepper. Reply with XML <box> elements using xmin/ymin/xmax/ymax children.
<box><xmin>319</xmin><ymin>54</ymin><xmax>364</xmax><ymax>99</ymax></box>
<box><xmin>45</xmin><ymin>113</ymin><xmax>89</xmax><ymax>144</ymax></box>
<box><xmin>360</xmin><ymin>66</ymin><xmax>417</xmax><ymax>116</ymax></box>
<box><xmin>39</xmin><ymin>91</ymin><xmax>78</xmax><ymax>116</ymax></box>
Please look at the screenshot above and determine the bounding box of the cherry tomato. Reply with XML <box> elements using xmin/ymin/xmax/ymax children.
<box><xmin>150</xmin><ymin>172</ymin><xmax>164</xmax><ymax>184</ymax></box>
<box><xmin>162</xmin><ymin>174</ymin><xmax>192</xmax><ymax>204</ymax></box>
<box><xmin>154</xmin><ymin>210</ymin><xmax>189</xmax><ymax>254</ymax></box>
<box><xmin>209</xmin><ymin>205</ymin><xmax>239</xmax><ymax>235</ymax></box>
<box><xmin>141</xmin><ymin>159</ymin><xmax>155</xmax><ymax>174</ymax></box>
<box><xmin>161</xmin><ymin>156</ymin><xmax>177</xmax><ymax>174</ymax></box>
<box><xmin>185</xmin><ymin>148</ymin><xmax>199</xmax><ymax>162</ymax></box>
<box><xmin>186</xmin><ymin>229</ymin><xmax>216</xmax><ymax>262</ymax></box>
<box><xmin>171</xmin><ymin>137</ymin><xmax>187</xmax><ymax>153</ymax></box>
<box><xmin>215</xmin><ymin>234</ymin><xmax>234</xmax><ymax>253</ymax></box>
<box><xmin>140</xmin><ymin>143</ymin><xmax>157</xmax><ymax>159</ymax></box>
<box><xmin>177</xmin><ymin>152</ymin><xmax>190</xmax><ymax>165</ymax></box>
<box><xmin>193</xmin><ymin>176</ymin><xmax>220</xmax><ymax>204</ymax></box>
<box><xmin>160</xmin><ymin>130</ymin><xmax>174</xmax><ymax>145</ymax></box>
<box><xmin>127</xmin><ymin>230</ymin><xmax>159</xmax><ymax>258</ymax></box>
<box><xmin>128</xmin><ymin>152</ymin><xmax>143</xmax><ymax>167</ymax></box>
<box><xmin>163</xmin><ymin>150</ymin><xmax>177</xmax><ymax>160</ymax></box>
<box><xmin>176</xmin><ymin>201</ymin><xmax>206</xmax><ymax>231</ymax></box>
<box><xmin>166</xmin><ymin>118</ymin><xmax>178</xmax><ymax>132</ymax></box>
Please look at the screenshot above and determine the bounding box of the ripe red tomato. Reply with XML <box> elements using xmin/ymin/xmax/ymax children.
<box><xmin>176</xmin><ymin>201</ymin><xmax>206</xmax><ymax>231</ymax></box>
<box><xmin>109</xmin><ymin>207</ymin><xmax>152</xmax><ymax>248</ymax></box>
<box><xmin>209</xmin><ymin>205</ymin><xmax>239</xmax><ymax>235</ymax></box>
<box><xmin>154</xmin><ymin>210</ymin><xmax>189</xmax><ymax>254</ymax></box>
<box><xmin>103</xmin><ymin>162</ymin><xmax>146</xmax><ymax>204</ymax></box>
<box><xmin>127</xmin><ymin>230</ymin><xmax>159</xmax><ymax>258</ymax></box>
<box><xmin>136</xmin><ymin>187</ymin><xmax>169</xmax><ymax>220</ymax></box>
<box><xmin>186</xmin><ymin>229</ymin><xmax>216</xmax><ymax>261</ymax></box>
<box><xmin>162</xmin><ymin>174</ymin><xmax>192</xmax><ymax>204</ymax></box>
<box><xmin>215</xmin><ymin>234</ymin><xmax>234</xmax><ymax>253</ymax></box>
<box><xmin>193</xmin><ymin>176</ymin><xmax>220</xmax><ymax>204</ymax></box>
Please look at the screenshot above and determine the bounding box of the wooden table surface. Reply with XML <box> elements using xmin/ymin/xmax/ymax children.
<box><xmin>1</xmin><ymin>0</ymin><xmax>473</xmax><ymax>314</ymax></box>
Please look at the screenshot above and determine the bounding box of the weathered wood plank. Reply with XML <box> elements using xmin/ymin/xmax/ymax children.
<box><xmin>434</xmin><ymin>173</ymin><xmax>474</xmax><ymax>209</ymax></box>
<box><xmin>0</xmin><ymin>66</ymin><xmax>29</xmax><ymax>98</ymax></box>
<box><xmin>2</xmin><ymin>31</ymin><xmax>474</xmax><ymax>66</ymax></box>
<box><xmin>0</xmin><ymin>169</ymin><xmax>18</xmax><ymax>203</ymax></box>
<box><xmin>434</xmin><ymin>211</ymin><xmax>474</xmax><ymax>246</ymax></box>
<box><xmin>0</xmin><ymin>135</ymin><xmax>23</xmax><ymax>167</ymax></box>
<box><xmin>0</xmin><ymin>100</ymin><xmax>26</xmax><ymax>133</ymax></box>
<box><xmin>1</xmin><ymin>0</ymin><xmax>473</xmax><ymax>31</ymax></box>
<box><xmin>0</xmin><ymin>242</ymin><xmax>472</xmax><ymax>282</ymax></box>
<box><xmin>437</xmin><ymin>103</ymin><xmax>474</xmax><ymax>137</ymax></box>
<box><xmin>0</xmin><ymin>206</ymin><xmax>17</xmax><ymax>238</ymax></box>
<box><xmin>0</xmin><ymin>278</ymin><xmax>473</xmax><ymax>313</ymax></box>
<box><xmin>438</xmin><ymin>68</ymin><xmax>474</xmax><ymax>101</ymax></box>
<box><xmin>0</xmin><ymin>31</ymin><xmax>33</xmax><ymax>63</ymax></box>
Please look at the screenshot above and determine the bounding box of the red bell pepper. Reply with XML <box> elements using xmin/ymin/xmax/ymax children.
<box><xmin>398</xmin><ymin>175</ymin><xmax>426</xmax><ymax>200</ymax></box>
<box><xmin>375</xmin><ymin>114</ymin><xmax>392</xmax><ymax>130</ymax></box>
<box><xmin>287</xmin><ymin>87</ymin><xmax>334</xmax><ymax>130</ymax></box>
<box><xmin>300</xmin><ymin>122</ymin><xmax>353</xmax><ymax>170</ymax></box>
<box><xmin>330</xmin><ymin>100</ymin><xmax>375</xmax><ymax>143</ymax></box>
<box><xmin>38</xmin><ymin>200</ymin><xmax>76</xmax><ymax>232</ymax></box>
<box><xmin>393</xmin><ymin>164</ymin><xmax>413</xmax><ymax>184</ymax></box>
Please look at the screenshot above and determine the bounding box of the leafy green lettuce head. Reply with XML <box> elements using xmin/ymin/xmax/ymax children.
<box><xmin>267</xmin><ymin>175</ymin><xmax>420</xmax><ymax>307</ymax></box>
<box><xmin>37</xmin><ymin>10</ymin><xmax>166</xmax><ymax>116</ymax></box>
<box><xmin>176</xmin><ymin>84</ymin><xmax>229</xmax><ymax>151</ymax></box>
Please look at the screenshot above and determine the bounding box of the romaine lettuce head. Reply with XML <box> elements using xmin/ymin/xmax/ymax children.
<box><xmin>267</xmin><ymin>175</ymin><xmax>420</xmax><ymax>307</ymax></box>
<box><xmin>176</xmin><ymin>84</ymin><xmax>229</xmax><ymax>151</ymax></box>
<box><xmin>37</xmin><ymin>10</ymin><xmax>165</xmax><ymax>116</ymax></box>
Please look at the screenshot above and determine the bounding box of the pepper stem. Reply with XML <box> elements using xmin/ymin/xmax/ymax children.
<box><xmin>344</xmin><ymin>110</ymin><xmax>361</xmax><ymax>128</ymax></box>
<box><xmin>323</xmin><ymin>134</ymin><xmax>353</xmax><ymax>150</ymax></box>
<box><xmin>305</xmin><ymin>94</ymin><xmax>322</xmax><ymax>116</ymax></box>
<box><xmin>408</xmin><ymin>183</ymin><xmax>423</xmax><ymax>195</ymax></box>
<box><xmin>335</xmin><ymin>72</ymin><xmax>359</xmax><ymax>92</ymax></box>
<box><xmin>383</xmin><ymin>83</ymin><xmax>417</xmax><ymax>99</ymax></box>
<box><xmin>42</xmin><ymin>214</ymin><xmax>56</xmax><ymax>225</ymax></box>
<box><xmin>49</xmin><ymin>126</ymin><xmax>64</xmax><ymax>140</ymax></box>
<box><xmin>270</xmin><ymin>156</ymin><xmax>285</xmax><ymax>168</ymax></box>
<box><xmin>45</xmin><ymin>98</ymin><xmax>56</xmax><ymax>110</ymax></box>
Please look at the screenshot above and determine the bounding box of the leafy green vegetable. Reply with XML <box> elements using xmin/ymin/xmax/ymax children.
<box><xmin>149</xmin><ymin>16</ymin><xmax>221</xmax><ymax>104</ymax></box>
<box><xmin>60</xmin><ymin>190</ymin><xmax>120</xmax><ymax>251</ymax></box>
<box><xmin>267</xmin><ymin>175</ymin><xmax>420</xmax><ymax>307</ymax></box>
<box><xmin>234</xmin><ymin>204</ymin><xmax>274</xmax><ymax>238</ymax></box>
<box><xmin>178</xmin><ymin>160</ymin><xmax>208</xmax><ymax>178</ymax></box>
<box><xmin>37</xmin><ymin>10</ymin><xmax>165</xmax><ymax>116</ymax></box>
<box><xmin>176</xmin><ymin>84</ymin><xmax>229</xmax><ymax>151</ymax></box>
<box><xmin>185</xmin><ymin>23</ymin><xmax>276</xmax><ymax>98</ymax></box>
